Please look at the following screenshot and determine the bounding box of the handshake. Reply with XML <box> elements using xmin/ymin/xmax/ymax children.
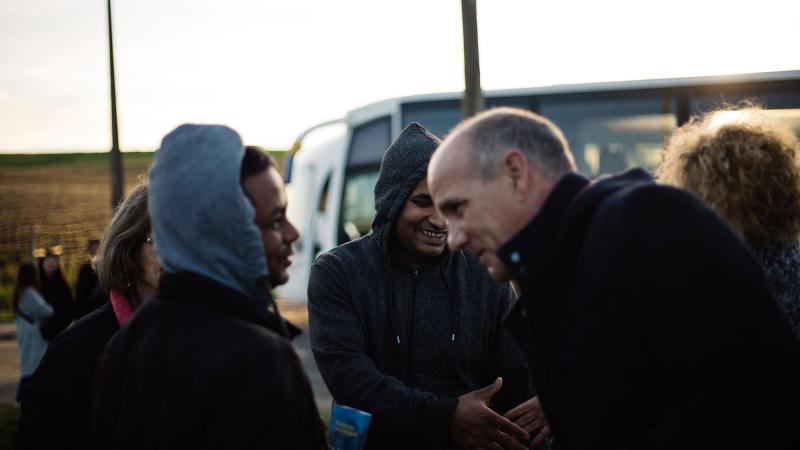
<box><xmin>450</xmin><ymin>378</ymin><xmax>550</xmax><ymax>450</ymax></box>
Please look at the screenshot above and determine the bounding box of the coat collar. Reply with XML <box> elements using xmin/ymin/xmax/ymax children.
<box><xmin>497</xmin><ymin>172</ymin><xmax>590</xmax><ymax>296</ymax></box>
<box><xmin>158</xmin><ymin>271</ymin><xmax>301</xmax><ymax>340</ymax></box>
<box><xmin>497</xmin><ymin>168</ymin><xmax>655</xmax><ymax>297</ymax></box>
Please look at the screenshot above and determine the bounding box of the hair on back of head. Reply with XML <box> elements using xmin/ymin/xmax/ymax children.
<box><xmin>241</xmin><ymin>146</ymin><xmax>276</xmax><ymax>180</ymax></box>
<box><xmin>448</xmin><ymin>107</ymin><xmax>576</xmax><ymax>180</ymax></box>
<box><xmin>657</xmin><ymin>103</ymin><xmax>800</xmax><ymax>249</ymax></box>
<box><xmin>93</xmin><ymin>182</ymin><xmax>150</xmax><ymax>306</ymax></box>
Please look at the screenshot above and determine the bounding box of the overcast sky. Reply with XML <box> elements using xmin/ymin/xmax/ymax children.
<box><xmin>1</xmin><ymin>0</ymin><xmax>798</xmax><ymax>152</ymax></box>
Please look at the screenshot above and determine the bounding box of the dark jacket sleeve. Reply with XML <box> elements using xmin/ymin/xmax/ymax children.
<box><xmin>617</xmin><ymin>186</ymin><xmax>800</xmax><ymax>449</ymax></box>
<box><xmin>308</xmin><ymin>257</ymin><xmax>458</xmax><ymax>447</ymax></box>
<box><xmin>485</xmin><ymin>281</ymin><xmax>533</xmax><ymax>414</ymax></box>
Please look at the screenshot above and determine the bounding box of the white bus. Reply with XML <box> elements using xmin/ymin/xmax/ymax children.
<box><xmin>278</xmin><ymin>70</ymin><xmax>800</xmax><ymax>303</ymax></box>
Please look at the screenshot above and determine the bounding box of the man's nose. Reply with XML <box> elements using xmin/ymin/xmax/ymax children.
<box><xmin>447</xmin><ymin>225</ymin><xmax>468</xmax><ymax>252</ymax></box>
<box><xmin>285</xmin><ymin>219</ymin><xmax>300</xmax><ymax>244</ymax></box>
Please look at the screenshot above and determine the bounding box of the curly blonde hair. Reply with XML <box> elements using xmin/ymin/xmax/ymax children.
<box><xmin>657</xmin><ymin>106</ymin><xmax>800</xmax><ymax>249</ymax></box>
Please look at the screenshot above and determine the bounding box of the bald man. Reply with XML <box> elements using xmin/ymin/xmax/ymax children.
<box><xmin>428</xmin><ymin>107</ymin><xmax>800</xmax><ymax>450</ymax></box>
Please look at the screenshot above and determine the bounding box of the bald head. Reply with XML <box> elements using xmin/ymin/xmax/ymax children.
<box><xmin>428</xmin><ymin>107</ymin><xmax>576</xmax><ymax>281</ymax></box>
<box><xmin>450</xmin><ymin>107</ymin><xmax>574</xmax><ymax>180</ymax></box>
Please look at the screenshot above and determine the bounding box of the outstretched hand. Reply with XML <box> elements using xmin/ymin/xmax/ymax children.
<box><xmin>449</xmin><ymin>377</ymin><xmax>529</xmax><ymax>450</ymax></box>
<box><xmin>504</xmin><ymin>396</ymin><xmax>550</xmax><ymax>449</ymax></box>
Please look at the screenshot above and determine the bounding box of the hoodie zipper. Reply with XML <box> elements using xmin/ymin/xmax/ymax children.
<box><xmin>404</xmin><ymin>269</ymin><xmax>418</xmax><ymax>382</ymax></box>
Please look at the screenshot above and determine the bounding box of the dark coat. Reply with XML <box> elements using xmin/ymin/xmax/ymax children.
<box><xmin>17</xmin><ymin>302</ymin><xmax>119</xmax><ymax>450</ymax></box>
<box><xmin>500</xmin><ymin>169</ymin><xmax>800</xmax><ymax>450</ymax></box>
<box><xmin>38</xmin><ymin>268</ymin><xmax>74</xmax><ymax>341</ymax></box>
<box><xmin>90</xmin><ymin>272</ymin><xmax>327</xmax><ymax>450</ymax></box>
<box><xmin>308</xmin><ymin>123</ymin><xmax>531</xmax><ymax>450</ymax></box>
<box><xmin>74</xmin><ymin>263</ymin><xmax>107</xmax><ymax>320</ymax></box>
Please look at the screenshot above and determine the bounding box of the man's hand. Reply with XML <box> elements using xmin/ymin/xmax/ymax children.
<box><xmin>504</xmin><ymin>396</ymin><xmax>550</xmax><ymax>449</ymax></box>
<box><xmin>449</xmin><ymin>377</ymin><xmax>529</xmax><ymax>450</ymax></box>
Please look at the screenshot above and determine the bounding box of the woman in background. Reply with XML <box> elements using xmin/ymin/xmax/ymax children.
<box><xmin>37</xmin><ymin>253</ymin><xmax>73</xmax><ymax>340</ymax></box>
<box><xmin>17</xmin><ymin>183</ymin><xmax>159</xmax><ymax>449</ymax></box>
<box><xmin>13</xmin><ymin>262</ymin><xmax>54</xmax><ymax>402</ymax></box>
<box><xmin>658</xmin><ymin>105</ymin><xmax>800</xmax><ymax>337</ymax></box>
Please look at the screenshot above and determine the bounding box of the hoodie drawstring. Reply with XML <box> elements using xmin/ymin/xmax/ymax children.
<box><xmin>385</xmin><ymin>255</ymin><xmax>402</xmax><ymax>345</ymax></box>
<box><xmin>440</xmin><ymin>259</ymin><xmax>458</xmax><ymax>343</ymax></box>
<box><xmin>386</xmin><ymin>253</ymin><xmax>460</xmax><ymax>349</ymax></box>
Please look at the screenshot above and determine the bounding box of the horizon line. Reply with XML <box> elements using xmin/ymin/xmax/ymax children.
<box><xmin>0</xmin><ymin>148</ymin><xmax>289</xmax><ymax>155</ymax></box>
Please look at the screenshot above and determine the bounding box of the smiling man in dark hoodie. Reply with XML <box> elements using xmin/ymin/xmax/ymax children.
<box><xmin>90</xmin><ymin>125</ymin><xmax>326</xmax><ymax>449</ymax></box>
<box><xmin>308</xmin><ymin>122</ymin><xmax>536</xmax><ymax>450</ymax></box>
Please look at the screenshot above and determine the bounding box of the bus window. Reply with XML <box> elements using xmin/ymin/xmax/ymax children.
<box><xmin>486</xmin><ymin>95</ymin><xmax>531</xmax><ymax>110</ymax></box>
<box><xmin>339</xmin><ymin>116</ymin><xmax>391</xmax><ymax>245</ymax></box>
<box><xmin>695</xmin><ymin>109</ymin><xmax>800</xmax><ymax>138</ymax></box>
<box><xmin>348</xmin><ymin>117</ymin><xmax>391</xmax><ymax>168</ymax></box>
<box><xmin>402</xmin><ymin>96</ymin><xmax>531</xmax><ymax>139</ymax></box>
<box><xmin>538</xmin><ymin>92</ymin><xmax>677</xmax><ymax>177</ymax></box>
<box><xmin>318</xmin><ymin>174</ymin><xmax>330</xmax><ymax>213</ymax></box>
<box><xmin>763</xmin><ymin>109</ymin><xmax>800</xmax><ymax>136</ymax></box>
<box><xmin>402</xmin><ymin>100</ymin><xmax>461</xmax><ymax>138</ymax></box>
<box><xmin>689</xmin><ymin>83</ymin><xmax>800</xmax><ymax>136</ymax></box>
<box><xmin>339</xmin><ymin>169</ymin><xmax>380</xmax><ymax>245</ymax></box>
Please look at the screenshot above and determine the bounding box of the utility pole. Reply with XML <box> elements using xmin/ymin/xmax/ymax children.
<box><xmin>461</xmin><ymin>0</ymin><xmax>484</xmax><ymax>118</ymax></box>
<box><xmin>107</xmin><ymin>0</ymin><xmax>123</xmax><ymax>208</ymax></box>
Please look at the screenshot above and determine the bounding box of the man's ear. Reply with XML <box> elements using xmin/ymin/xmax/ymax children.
<box><xmin>501</xmin><ymin>149</ymin><xmax>531</xmax><ymax>199</ymax></box>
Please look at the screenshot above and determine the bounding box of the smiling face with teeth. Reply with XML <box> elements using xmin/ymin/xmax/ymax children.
<box><xmin>392</xmin><ymin>177</ymin><xmax>449</xmax><ymax>268</ymax></box>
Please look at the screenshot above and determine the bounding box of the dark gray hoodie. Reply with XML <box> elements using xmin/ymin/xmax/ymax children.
<box><xmin>308</xmin><ymin>123</ymin><xmax>531</xmax><ymax>450</ymax></box>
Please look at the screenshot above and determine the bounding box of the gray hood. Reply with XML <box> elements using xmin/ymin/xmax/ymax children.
<box><xmin>371</xmin><ymin>122</ymin><xmax>441</xmax><ymax>253</ymax></box>
<box><xmin>148</xmin><ymin>124</ymin><xmax>269</xmax><ymax>305</ymax></box>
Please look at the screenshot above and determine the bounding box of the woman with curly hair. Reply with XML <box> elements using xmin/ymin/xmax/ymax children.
<box><xmin>657</xmin><ymin>106</ymin><xmax>800</xmax><ymax>337</ymax></box>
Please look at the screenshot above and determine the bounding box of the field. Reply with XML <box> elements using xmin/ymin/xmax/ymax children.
<box><xmin>0</xmin><ymin>151</ymin><xmax>287</xmax><ymax>314</ymax></box>
<box><xmin>0</xmin><ymin>150</ymin><xmax>333</xmax><ymax>423</ymax></box>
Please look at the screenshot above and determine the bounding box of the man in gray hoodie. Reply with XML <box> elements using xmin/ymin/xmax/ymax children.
<box><xmin>308</xmin><ymin>123</ymin><xmax>534</xmax><ymax>450</ymax></box>
<box><xmin>91</xmin><ymin>125</ymin><xmax>326</xmax><ymax>449</ymax></box>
